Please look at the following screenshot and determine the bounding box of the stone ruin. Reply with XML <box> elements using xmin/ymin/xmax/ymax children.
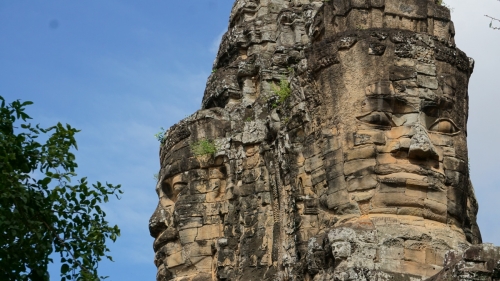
<box><xmin>149</xmin><ymin>0</ymin><xmax>500</xmax><ymax>280</ymax></box>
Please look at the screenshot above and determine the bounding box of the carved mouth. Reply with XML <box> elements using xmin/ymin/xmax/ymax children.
<box><xmin>153</xmin><ymin>228</ymin><xmax>179</xmax><ymax>252</ymax></box>
<box><xmin>374</xmin><ymin>163</ymin><xmax>443</xmax><ymax>177</ymax></box>
<box><xmin>378</xmin><ymin>173</ymin><xmax>429</xmax><ymax>189</ymax></box>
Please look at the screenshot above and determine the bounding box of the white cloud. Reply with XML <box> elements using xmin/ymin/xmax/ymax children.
<box><xmin>210</xmin><ymin>29</ymin><xmax>226</xmax><ymax>54</ymax></box>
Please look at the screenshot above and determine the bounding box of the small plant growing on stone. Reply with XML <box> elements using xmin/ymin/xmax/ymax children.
<box><xmin>245</xmin><ymin>117</ymin><xmax>253</xmax><ymax>122</ymax></box>
<box><xmin>190</xmin><ymin>138</ymin><xmax>217</xmax><ymax>156</ymax></box>
<box><xmin>271</xmin><ymin>78</ymin><xmax>291</xmax><ymax>106</ymax></box>
<box><xmin>153</xmin><ymin>173</ymin><xmax>159</xmax><ymax>181</ymax></box>
<box><xmin>436</xmin><ymin>0</ymin><xmax>454</xmax><ymax>11</ymax></box>
<box><xmin>154</xmin><ymin>127</ymin><xmax>166</xmax><ymax>145</ymax></box>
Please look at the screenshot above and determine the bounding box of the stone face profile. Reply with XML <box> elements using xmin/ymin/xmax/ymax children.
<box><xmin>149</xmin><ymin>0</ymin><xmax>499</xmax><ymax>280</ymax></box>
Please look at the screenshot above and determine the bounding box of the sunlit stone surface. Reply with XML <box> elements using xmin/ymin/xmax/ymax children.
<box><xmin>149</xmin><ymin>0</ymin><xmax>500</xmax><ymax>280</ymax></box>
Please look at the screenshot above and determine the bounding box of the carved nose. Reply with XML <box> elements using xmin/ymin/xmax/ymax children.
<box><xmin>149</xmin><ymin>203</ymin><xmax>168</xmax><ymax>238</ymax></box>
<box><xmin>408</xmin><ymin>125</ymin><xmax>438</xmax><ymax>160</ymax></box>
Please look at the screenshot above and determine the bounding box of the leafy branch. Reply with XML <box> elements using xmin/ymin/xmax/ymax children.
<box><xmin>485</xmin><ymin>15</ymin><xmax>500</xmax><ymax>30</ymax></box>
<box><xmin>0</xmin><ymin>96</ymin><xmax>122</xmax><ymax>281</ymax></box>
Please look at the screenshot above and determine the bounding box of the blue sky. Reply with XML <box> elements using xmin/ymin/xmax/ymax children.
<box><xmin>1</xmin><ymin>0</ymin><xmax>499</xmax><ymax>280</ymax></box>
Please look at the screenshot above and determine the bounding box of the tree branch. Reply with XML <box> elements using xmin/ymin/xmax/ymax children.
<box><xmin>485</xmin><ymin>15</ymin><xmax>500</xmax><ymax>30</ymax></box>
<box><xmin>41</xmin><ymin>220</ymin><xmax>91</xmax><ymax>276</ymax></box>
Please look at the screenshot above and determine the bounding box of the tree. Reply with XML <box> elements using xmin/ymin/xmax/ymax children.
<box><xmin>0</xmin><ymin>96</ymin><xmax>122</xmax><ymax>281</ymax></box>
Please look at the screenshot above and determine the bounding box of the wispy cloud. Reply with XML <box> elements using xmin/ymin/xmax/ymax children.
<box><xmin>210</xmin><ymin>29</ymin><xmax>226</xmax><ymax>54</ymax></box>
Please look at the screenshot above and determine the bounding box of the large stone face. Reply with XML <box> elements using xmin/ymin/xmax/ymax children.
<box><xmin>149</xmin><ymin>0</ymin><xmax>492</xmax><ymax>280</ymax></box>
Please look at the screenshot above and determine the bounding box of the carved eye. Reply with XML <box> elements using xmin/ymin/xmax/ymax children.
<box><xmin>357</xmin><ymin>112</ymin><xmax>394</xmax><ymax>127</ymax></box>
<box><xmin>428</xmin><ymin>119</ymin><xmax>459</xmax><ymax>134</ymax></box>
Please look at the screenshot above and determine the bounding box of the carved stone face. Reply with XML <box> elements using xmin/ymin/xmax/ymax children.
<box><xmin>150</xmin><ymin>0</ymin><xmax>484</xmax><ymax>280</ymax></box>
<box><xmin>149</xmin><ymin>112</ymin><xmax>231</xmax><ymax>281</ymax></box>
<box><xmin>310</xmin><ymin>32</ymin><xmax>479</xmax><ymax>242</ymax></box>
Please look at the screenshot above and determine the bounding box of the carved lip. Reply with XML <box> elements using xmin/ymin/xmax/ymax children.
<box><xmin>153</xmin><ymin>228</ymin><xmax>179</xmax><ymax>252</ymax></box>
<box><xmin>378</xmin><ymin>173</ymin><xmax>429</xmax><ymax>188</ymax></box>
<box><xmin>153</xmin><ymin>232</ymin><xmax>168</xmax><ymax>253</ymax></box>
<box><xmin>374</xmin><ymin>163</ymin><xmax>442</xmax><ymax>177</ymax></box>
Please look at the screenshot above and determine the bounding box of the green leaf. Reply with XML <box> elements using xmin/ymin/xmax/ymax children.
<box><xmin>61</xmin><ymin>264</ymin><xmax>69</xmax><ymax>274</ymax></box>
<box><xmin>0</xmin><ymin>95</ymin><xmax>122</xmax><ymax>281</ymax></box>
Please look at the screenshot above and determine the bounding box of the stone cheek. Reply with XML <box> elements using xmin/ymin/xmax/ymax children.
<box><xmin>148</xmin><ymin>0</ymin><xmax>492</xmax><ymax>280</ymax></box>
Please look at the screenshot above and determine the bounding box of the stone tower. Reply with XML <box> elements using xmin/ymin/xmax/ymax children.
<box><xmin>149</xmin><ymin>0</ymin><xmax>500</xmax><ymax>280</ymax></box>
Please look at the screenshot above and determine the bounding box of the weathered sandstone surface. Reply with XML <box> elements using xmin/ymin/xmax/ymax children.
<box><xmin>149</xmin><ymin>0</ymin><xmax>499</xmax><ymax>280</ymax></box>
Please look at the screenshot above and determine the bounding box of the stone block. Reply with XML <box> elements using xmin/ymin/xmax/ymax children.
<box><xmin>378</xmin><ymin>181</ymin><xmax>405</xmax><ymax>193</ymax></box>
<box><xmin>397</xmin><ymin>207</ymin><xmax>423</xmax><ymax>217</ymax></box>
<box><xmin>389</xmin><ymin>66</ymin><xmax>417</xmax><ymax>81</ymax></box>
<box><xmin>178</xmin><ymin>217</ymin><xmax>203</xmax><ymax>230</ymax></box>
<box><xmin>344</xmin><ymin>145</ymin><xmax>376</xmax><ymax>161</ymax></box>
<box><xmin>343</xmin><ymin>159</ymin><xmax>376</xmax><ymax>176</ymax></box>
<box><xmin>417</xmin><ymin>75</ymin><xmax>439</xmax><ymax>89</ymax></box>
<box><xmin>443</xmin><ymin>157</ymin><xmax>465</xmax><ymax>171</ymax></box>
<box><xmin>179</xmin><ymin>228</ymin><xmax>198</xmax><ymax>245</ymax></box>
<box><xmin>365</xmin><ymin>81</ymin><xmax>396</xmax><ymax>96</ymax></box>
<box><xmin>405</xmin><ymin>248</ymin><xmax>426</xmax><ymax>263</ymax></box>
<box><xmin>416</xmin><ymin>62</ymin><xmax>436</xmax><ymax>76</ymax></box>
<box><xmin>442</xmin><ymin>146</ymin><xmax>456</xmax><ymax>157</ymax></box>
<box><xmin>327</xmin><ymin>176</ymin><xmax>347</xmax><ymax>195</ymax></box>
<box><xmin>427</xmin><ymin>189</ymin><xmax>447</xmax><ymax>204</ymax></box>
<box><xmin>423</xmin><ymin>209</ymin><xmax>447</xmax><ymax>223</ymax></box>
<box><xmin>347</xmin><ymin>175</ymin><xmax>378</xmax><ymax>192</ymax></box>
<box><xmin>394</xmin><ymin>58</ymin><xmax>415</xmax><ymax>67</ymax></box>
<box><xmin>237</xmin><ymin>183</ymin><xmax>255</xmax><ymax>196</ymax></box>
<box><xmin>354</xmin><ymin>130</ymin><xmax>386</xmax><ymax>145</ymax></box>
<box><xmin>311</xmin><ymin>168</ymin><xmax>327</xmax><ymax>186</ymax></box>
<box><xmin>166</xmin><ymin>251</ymin><xmax>185</xmax><ymax>268</ymax></box>
<box><xmin>380</xmin><ymin>245</ymin><xmax>404</xmax><ymax>260</ymax></box>
<box><xmin>197</xmin><ymin>224</ymin><xmax>221</xmax><ymax>241</ymax></box>
<box><xmin>429</xmin><ymin>133</ymin><xmax>453</xmax><ymax>146</ymax></box>
<box><xmin>405</xmin><ymin>187</ymin><xmax>426</xmax><ymax>201</ymax></box>
<box><xmin>242</xmin><ymin>121</ymin><xmax>267</xmax><ymax>144</ymax></box>
<box><xmin>379</xmin><ymin>259</ymin><xmax>402</xmax><ymax>273</ymax></box>
<box><xmin>192</xmin><ymin>256</ymin><xmax>213</xmax><ymax>271</ymax></box>
<box><xmin>323</xmin><ymin>136</ymin><xmax>342</xmax><ymax>154</ymax></box>
<box><xmin>304</xmin><ymin>155</ymin><xmax>323</xmax><ymax>172</ymax></box>
<box><xmin>373</xmin><ymin>192</ymin><xmax>424</xmax><ymax>208</ymax></box>
<box><xmin>386</xmin><ymin>126</ymin><xmax>415</xmax><ymax>139</ymax></box>
<box><xmin>445</xmin><ymin>170</ymin><xmax>460</xmax><ymax>186</ymax></box>
<box><xmin>377</xmin><ymin>153</ymin><xmax>397</xmax><ymax>164</ymax></box>
<box><xmin>385</xmin><ymin>0</ymin><xmax>427</xmax><ymax>19</ymax></box>
<box><xmin>325</xmin><ymin>163</ymin><xmax>344</xmax><ymax>181</ymax></box>
<box><xmin>326</xmin><ymin>189</ymin><xmax>350</xmax><ymax>209</ymax></box>
<box><xmin>401</xmin><ymin>260</ymin><xmax>427</xmax><ymax>277</ymax></box>
<box><xmin>323</xmin><ymin>149</ymin><xmax>343</xmax><ymax>167</ymax></box>
<box><xmin>424</xmin><ymin>198</ymin><xmax>447</xmax><ymax>215</ymax></box>
<box><xmin>370</xmin><ymin>207</ymin><xmax>398</xmax><ymax>215</ymax></box>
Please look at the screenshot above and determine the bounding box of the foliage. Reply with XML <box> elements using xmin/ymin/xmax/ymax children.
<box><xmin>485</xmin><ymin>1</ymin><xmax>500</xmax><ymax>30</ymax></box>
<box><xmin>154</xmin><ymin>127</ymin><xmax>166</xmax><ymax>145</ymax></box>
<box><xmin>271</xmin><ymin>78</ymin><xmax>291</xmax><ymax>107</ymax></box>
<box><xmin>0</xmin><ymin>96</ymin><xmax>122</xmax><ymax>281</ymax></box>
<box><xmin>190</xmin><ymin>139</ymin><xmax>217</xmax><ymax>156</ymax></box>
<box><xmin>486</xmin><ymin>15</ymin><xmax>500</xmax><ymax>29</ymax></box>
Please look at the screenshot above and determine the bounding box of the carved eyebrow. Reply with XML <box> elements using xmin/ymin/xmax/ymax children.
<box><xmin>420</xmin><ymin>99</ymin><xmax>452</xmax><ymax>116</ymax></box>
<box><xmin>420</xmin><ymin>101</ymin><xmax>440</xmax><ymax>117</ymax></box>
<box><xmin>363</xmin><ymin>96</ymin><xmax>416</xmax><ymax>113</ymax></box>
